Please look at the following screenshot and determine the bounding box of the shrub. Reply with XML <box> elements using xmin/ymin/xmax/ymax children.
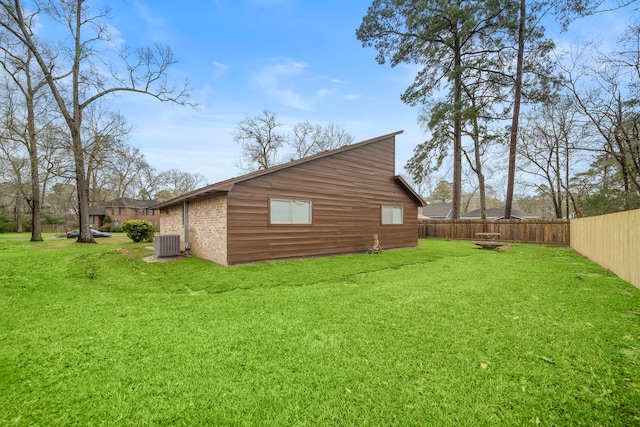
<box><xmin>0</xmin><ymin>213</ymin><xmax>16</xmax><ymax>233</ymax></box>
<box><xmin>110</xmin><ymin>225</ymin><xmax>123</xmax><ymax>233</ymax></box>
<box><xmin>99</xmin><ymin>223</ymin><xmax>112</xmax><ymax>232</ymax></box>
<box><xmin>121</xmin><ymin>220</ymin><xmax>155</xmax><ymax>243</ymax></box>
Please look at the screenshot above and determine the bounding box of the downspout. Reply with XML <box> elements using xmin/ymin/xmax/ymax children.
<box><xmin>183</xmin><ymin>200</ymin><xmax>190</xmax><ymax>251</ymax></box>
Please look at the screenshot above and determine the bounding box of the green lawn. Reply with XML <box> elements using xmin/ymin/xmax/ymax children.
<box><xmin>1</xmin><ymin>235</ymin><xmax>639</xmax><ymax>426</ymax></box>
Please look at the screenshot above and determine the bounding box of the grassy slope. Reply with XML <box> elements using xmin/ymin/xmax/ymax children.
<box><xmin>1</xmin><ymin>236</ymin><xmax>639</xmax><ymax>425</ymax></box>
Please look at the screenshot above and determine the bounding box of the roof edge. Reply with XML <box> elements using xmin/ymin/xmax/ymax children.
<box><xmin>152</xmin><ymin>131</ymin><xmax>404</xmax><ymax>209</ymax></box>
<box><xmin>394</xmin><ymin>175</ymin><xmax>426</xmax><ymax>207</ymax></box>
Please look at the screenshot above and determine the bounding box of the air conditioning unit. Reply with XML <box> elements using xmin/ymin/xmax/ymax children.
<box><xmin>154</xmin><ymin>235</ymin><xmax>181</xmax><ymax>257</ymax></box>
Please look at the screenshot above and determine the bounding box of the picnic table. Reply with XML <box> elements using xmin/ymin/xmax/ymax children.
<box><xmin>473</xmin><ymin>232</ymin><xmax>504</xmax><ymax>249</ymax></box>
<box><xmin>475</xmin><ymin>232</ymin><xmax>501</xmax><ymax>240</ymax></box>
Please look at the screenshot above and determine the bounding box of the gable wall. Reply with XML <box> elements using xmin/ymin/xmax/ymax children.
<box><xmin>225</xmin><ymin>136</ymin><xmax>418</xmax><ymax>264</ymax></box>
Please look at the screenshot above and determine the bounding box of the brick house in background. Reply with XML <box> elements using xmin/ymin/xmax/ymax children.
<box><xmin>89</xmin><ymin>197</ymin><xmax>160</xmax><ymax>229</ymax></box>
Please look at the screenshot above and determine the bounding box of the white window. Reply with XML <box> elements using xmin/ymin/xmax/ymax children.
<box><xmin>270</xmin><ymin>199</ymin><xmax>312</xmax><ymax>224</ymax></box>
<box><xmin>382</xmin><ymin>206</ymin><xmax>403</xmax><ymax>225</ymax></box>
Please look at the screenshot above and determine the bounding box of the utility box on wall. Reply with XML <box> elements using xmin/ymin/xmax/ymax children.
<box><xmin>154</xmin><ymin>235</ymin><xmax>181</xmax><ymax>257</ymax></box>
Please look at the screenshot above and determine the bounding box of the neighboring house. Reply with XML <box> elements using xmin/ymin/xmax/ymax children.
<box><xmin>154</xmin><ymin>131</ymin><xmax>425</xmax><ymax>266</ymax></box>
<box><xmin>89</xmin><ymin>197</ymin><xmax>160</xmax><ymax>229</ymax></box>
<box><xmin>419</xmin><ymin>203</ymin><xmax>453</xmax><ymax>219</ymax></box>
<box><xmin>461</xmin><ymin>207</ymin><xmax>539</xmax><ymax>220</ymax></box>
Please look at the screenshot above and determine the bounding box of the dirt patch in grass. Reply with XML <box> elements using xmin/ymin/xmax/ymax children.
<box><xmin>112</xmin><ymin>246</ymin><xmax>185</xmax><ymax>263</ymax></box>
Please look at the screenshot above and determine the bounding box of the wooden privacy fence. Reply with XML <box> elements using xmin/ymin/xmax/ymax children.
<box><xmin>571</xmin><ymin>209</ymin><xmax>640</xmax><ymax>289</ymax></box>
<box><xmin>418</xmin><ymin>219</ymin><xmax>570</xmax><ymax>245</ymax></box>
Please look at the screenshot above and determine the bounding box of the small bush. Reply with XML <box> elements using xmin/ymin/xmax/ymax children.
<box><xmin>110</xmin><ymin>225</ymin><xmax>123</xmax><ymax>233</ymax></box>
<box><xmin>121</xmin><ymin>220</ymin><xmax>155</xmax><ymax>243</ymax></box>
<box><xmin>99</xmin><ymin>223</ymin><xmax>112</xmax><ymax>232</ymax></box>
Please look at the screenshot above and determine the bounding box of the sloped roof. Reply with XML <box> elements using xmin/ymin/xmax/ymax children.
<box><xmin>153</xmin><ymin>131</ymin><xmax>425</xmax><ymax>209</ymax></box>
<box><xmin>419</xmin><ymin>203</ymin><xmax>453</xmax><ymax>219</ymax></box>
<box><xmin>106</xmin><ymin>197</ymin><xmax>157</xmax><ymax>208</ymax></box>
<box><xmin>88</xmin><ymin>205</ymin><xmax>107</xmax><ymax>215</ymax></box>
<box><xmin>461</xmin><ymin>207</ymin><xmax>538</xmax><ymax>219</ymax></box>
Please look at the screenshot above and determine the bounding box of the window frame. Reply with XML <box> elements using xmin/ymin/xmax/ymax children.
<box><xmin>270</xmin><ymin>198</ymin><xmax>313</xmax><ymax>225</ymax></box>
<box><xmin>381</xmin><ymin>205</ymin><xmax>404</xmax><ymax>225</ymax></box>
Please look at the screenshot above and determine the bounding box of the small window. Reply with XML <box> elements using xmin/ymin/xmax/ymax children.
<box><xmin>382</xmin><ymin>206</ymin><xmax>403</xmax><ymax>225</ymax></box>
<box><xmin>271</xmin><ymin>199</ymin><xmax>312</xmax><ymax>224</ymax></box>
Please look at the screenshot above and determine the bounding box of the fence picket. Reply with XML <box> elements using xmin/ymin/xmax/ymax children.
<box><xmin>571</xmin><ymin>209</ymin><xmax>640</xmax><ymax>289</ymax></box>
<box><xmin>418</xmin><ymin>219</ymin><xmax>570</xmax><ymax>245</ymax></box>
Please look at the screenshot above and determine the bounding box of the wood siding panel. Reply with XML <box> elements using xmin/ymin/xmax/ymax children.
<box><xmin>226</xmin><ymin>137</ymin><xmax>418</xmax><ymax>265</ymax></box>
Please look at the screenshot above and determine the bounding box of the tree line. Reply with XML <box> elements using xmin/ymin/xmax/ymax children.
<box><xmin>357</xmin><ymin>0</ymin><xmax>640</xmax><ymax>219</ymax></box>
<box><xmin>2</xmin><ymin>0</ymin><xmax>638</xmax><ymax>245</ymax></box>
<box><xmin>232</xmin><ymin>109</ymin><xmax>355</xmax><ymax>172</ymax></box>
<box><xmin>0</xmin><ymin>0</ymin><xmax>196</xmax><ymax>242</ymax></box>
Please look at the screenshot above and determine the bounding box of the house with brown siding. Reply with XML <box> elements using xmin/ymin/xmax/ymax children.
<box><xmin>153</xmin><ymin>131</ymin><xmax>425</xmax><ymax>266</ymax></box>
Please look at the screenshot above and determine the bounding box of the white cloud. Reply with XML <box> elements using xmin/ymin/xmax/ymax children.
<box><xmin>133</xmin><ymin>2</ymin><xmax>170</xmax><ymax>43</ymax></box>
<box><xmin>253</xmin><ymin>59</ymin><xmax>339</xmax><ymax>111</ymax></box>
<box><xmin>104</xmin><ymin>24</ymin><xmax>126</xmax><ymax>49</ymax></box>
<box><xmin>134</xmin><ymin>2</ymin><xmax>164</xmax><ymax>27</ymax></box>
<box><xmin>344</xmin><ymin>94</ymin><xmax>362</xmax><ymax>101</ymax></box>
<box><xmin>212</xmin><ymin>61</ymin><xmax>230</xmax><ymax>77</ymax></box>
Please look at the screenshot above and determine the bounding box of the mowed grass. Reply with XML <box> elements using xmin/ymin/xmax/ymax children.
<box><xmin>1</xmin><ymin>235</ymin><xmax>640</xmax><ymax>426</ymax></box>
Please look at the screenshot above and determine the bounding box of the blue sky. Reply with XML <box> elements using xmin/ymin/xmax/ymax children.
<box><xmin>105</xmin><ymin>0</ymin><xmax>421</xmax><ymax>185</ymax></box>
<box><xmin>99</xmin><ymin>0</ymin><xmax>633</xmax><ymax>189</ymax></box>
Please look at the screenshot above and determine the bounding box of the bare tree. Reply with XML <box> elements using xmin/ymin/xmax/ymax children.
<box><xmin>137</xmin><ymin>164</ymin><xmax>163</xmax><ymax>200</ymax></box>
<box><xmin>0</xmin><ymin>0</ymin><xmax>191</xmax><ymax>243</ymax></box>
<box><xmin>155</xmin><ymin>169</ymin><xmax>205</xmax><ymax>200</ymax></box>
<box><xmin>0</xmin><ymin>135</ymin><xmax>28</xmax><ymax>231</ymax></box>
<box><xmin>79</xmin><ymin>103</ymin><xmax>135</xmax><ymax>202</ymax></box>
<box><xmin>288</xmin><ymin>121</ymin><xmax>354</xmax><ymax>160</ymax></box>
<box><xmin>561</xmin><ymin>45</ymin><xmax>640</xmax><ymax>203</ymax></box>
<box><xmin>135</xmin><ymin>165</ymin><xmax>205</xmax><ymax>201</ymax></box>
<box><xmin>0</xmin><ymin>24</ymin><xmax>54</xmax><ymax>240</ymax></box>
<box><xmin>233</xmin><ymin>110</ymin><xmax>286</xmax><ymax>172</ymax></box>
<box><xmin>518</xmin><ymin>96</ymin><xmax>588</xmax><ymax>218</ymax></box>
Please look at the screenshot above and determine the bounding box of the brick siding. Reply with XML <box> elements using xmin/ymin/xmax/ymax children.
<box><xmin>90</xmin><ymin>208</ymin><xmax>160</xmax><ymax>229</ymax></box>
<box><xmin>158</xmin><ymin>196</ymin><xmax>228</xmax><ymax>266</ymax></box>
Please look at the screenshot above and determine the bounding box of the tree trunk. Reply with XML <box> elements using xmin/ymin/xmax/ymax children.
<box><xmin>565</xmin><ymin>138</ymin><xmax>570</xmax><ymax>219</ymax></box>
<box><xmin>452</xmin><ymin>35</ymin><xmax>463</xmax><ymax>220</ymax></box>
<box><xmin>71</xmin><ymin>127</ymin><xmax>95</xmax><ymax>243</ymax></box>
<box><xmin>470</xmin><ymin>105</ymin><xmax>487</xmax><ymax>219</ymax></box>
<box><xmin>555</xmin><ymin>144</ymin><xmax>563</xmax><ymax>218</ymax></box>
<box><xmin>29</xmin><ymin>147</ymin><xmax>42</xmax><ymax>241</ymax></box>
<box><xmin>26</xmin><ymin>82</ymin><xmax>42</xmax><ymax>241</ymax></box>
<box><xmin>71</xmin><ymin>0</ymin><xmax>94</xmax><ymax>243</ymax></box>
<box><xmin>504</xmin><ymin>0</ymin><xmax>526</xmax><ymax>220</ymax></box>
<box><xmin>15</xmin><ymin>195</ymin><xmax>22</xmax><ymax>233</ymax></box>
